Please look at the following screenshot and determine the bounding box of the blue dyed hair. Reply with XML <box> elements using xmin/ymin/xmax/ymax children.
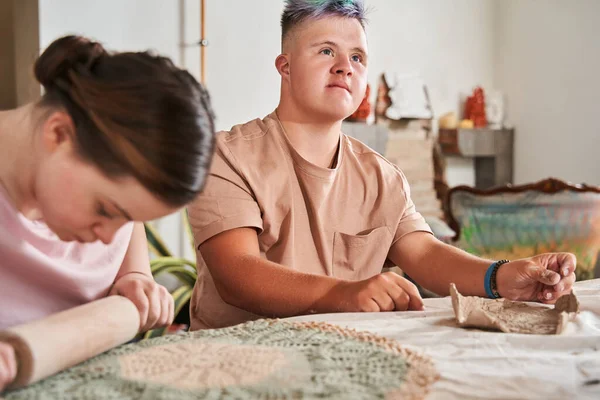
<box><xmin>281</xmin><ymin>0</ymin><xmax>367</xmax><ymax>43</ymax></box>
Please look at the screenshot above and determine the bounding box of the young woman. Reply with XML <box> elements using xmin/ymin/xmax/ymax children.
<box><xmin>0</xmin><ymin>35</ymin><xmax>215</xmax><ymax>389</ymax></box>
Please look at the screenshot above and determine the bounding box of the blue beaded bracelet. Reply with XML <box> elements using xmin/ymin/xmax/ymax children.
<box><xmin>484</xmin><ymin>260</ymin><xmax>510</xmax><ymax>299</ymax></box>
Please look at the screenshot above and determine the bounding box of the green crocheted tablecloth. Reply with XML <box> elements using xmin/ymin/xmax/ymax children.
<box><xmin>5</xmin><ymin>319</ymin><xmax>438</xmax><ymax>399</ymax></box>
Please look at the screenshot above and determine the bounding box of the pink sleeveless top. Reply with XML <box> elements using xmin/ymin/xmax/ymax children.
<box><xmin>0</xmin><ymin>186</ymin><xmax>133</xmax><ymax>329</ymax></box>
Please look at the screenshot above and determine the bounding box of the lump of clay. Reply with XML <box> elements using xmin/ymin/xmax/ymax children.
<box><xmin>450</xmin><ymin>283</ymin><xmax>579</xmax><ymax>335</ymax></box>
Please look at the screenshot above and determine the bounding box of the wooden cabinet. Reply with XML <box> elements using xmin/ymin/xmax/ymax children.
<box><xmin>438</xmin><ymin>128</ymin><xmax>514</xmax><ymax>189</ymax></box>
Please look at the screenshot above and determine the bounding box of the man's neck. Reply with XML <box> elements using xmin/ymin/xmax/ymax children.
<box><xmin>276</xmin><ymin>102</ymin><xmax>343</xmax><ymax>169</ymax></box>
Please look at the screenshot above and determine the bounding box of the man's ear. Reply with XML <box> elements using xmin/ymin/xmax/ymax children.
<box><xmin>275</xmin><ymin>54</ymin><xmax>291</xmax><ymax>78</ymax></box>
<box><xmin>41</xmin><ymin>110</ymin><xmax>76</xmax><ymax>154</ymax></box>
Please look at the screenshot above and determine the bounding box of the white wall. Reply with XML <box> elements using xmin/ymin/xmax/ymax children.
<box><xmin>40</xmin><ymin>0</ymin><xmax>180</xmax><ymax>60</ymax></box>
<box><xmin>365</xmin><ymin>0</ymin><xmax>496</xmax><ymax>186</ymax></box>
<box><xmin>182</xmin><ymin>0</ymin><xmax>283</xmax><ymax>132</ymax></box>
<box><xmin>494</xmin><ymin>0</ymin><xmax>600</xmax><ymax>185</ymax></box>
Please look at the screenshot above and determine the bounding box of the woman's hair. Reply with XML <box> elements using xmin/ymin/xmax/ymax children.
<box><xmin>34</xmin><ymin>35</ymin><xmax>216</xmax><ymax>207</ymax></box>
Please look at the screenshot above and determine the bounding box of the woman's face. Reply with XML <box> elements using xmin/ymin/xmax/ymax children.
<box><xmin>33</xmin><ymin>111</ymin><xmax>180</xmax><ymax>244</ymax></box>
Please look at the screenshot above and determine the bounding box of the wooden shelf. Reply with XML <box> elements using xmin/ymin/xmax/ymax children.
<box><xmin>438</xmin><ymin>128</ymin><xmax>514</xmax><ymax>189</ymax></box>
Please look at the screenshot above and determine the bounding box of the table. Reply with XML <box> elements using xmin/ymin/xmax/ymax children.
<box><xmin>287</xmin><ymin>280</ymin><xmax>600</xmax><ymax>399</ymax></box>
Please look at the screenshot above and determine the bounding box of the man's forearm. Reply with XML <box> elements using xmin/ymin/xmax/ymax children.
<box><xmin>212</xmin><ymin>255</ymin><xmax>346</xmax><ymax>317</ymax></box>
<box><xmin>393</xmin><ymin>233</ymin><xmax>492</xmax><ymax>297</ymax></box>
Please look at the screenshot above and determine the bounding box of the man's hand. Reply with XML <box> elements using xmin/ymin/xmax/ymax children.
<box><xmin>330</xmin><ymin>271</ymin><xmax>424</xmax><ymax>312</ymax></box>
<box><xmin>109</xmin><ymin>273</ymin><xmax>174</xmax><ymax>332</ymax></box>
<box><xmin>0</xmin><ymin>341</ymin><xmax>17</xmax><ymax>392</ymax></box>
<box><xmin>496</xmin><ymin>252</ymin><xmax>577</xmax><ymax>303</ymax></box>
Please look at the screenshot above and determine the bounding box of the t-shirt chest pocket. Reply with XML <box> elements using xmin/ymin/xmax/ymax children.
<box><xmin>332</xmin><ymin>226</ymin><xmax>392</xmax><ymax>281</ymax></box>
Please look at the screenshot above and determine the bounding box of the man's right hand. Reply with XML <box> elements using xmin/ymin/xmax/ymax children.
<box><xmin>330</xmin><ymin>271</ymin><xmax>424</xmax><ymax>312</ymax></box>
<box><xmin>0</xmin><ymin>341</ymin><xmax>17</xmax><ymax>392</ymax></box>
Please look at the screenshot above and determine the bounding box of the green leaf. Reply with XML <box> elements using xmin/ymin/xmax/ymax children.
<box><xmin>152</xmin><ymin>264</ymin><xmax>197</xmax><ymax>288</ymax></box>
<box><xmin>143</xmin><ymin>211</ymin><xmax>199</xmax><ymax>340</ymax></box>
<box><xmin>150</xmin><ymin>256</ymin><xmax>196</xmax><ymax>270</ymax></box>
<box><xmin>144</xmin><ymin>223</ymin><xmax>173</xmax><ymax>258</ymax></box>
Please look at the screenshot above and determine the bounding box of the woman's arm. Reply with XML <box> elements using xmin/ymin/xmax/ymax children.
<box><xmin>109</xmin><ymin>222</ymin><xmax>174</xmax><ymax>332</ymax></box>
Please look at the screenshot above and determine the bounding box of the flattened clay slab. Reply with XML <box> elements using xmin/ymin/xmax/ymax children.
<box><xmin>450</xmin><ymin>283</ymin><xmax>579</xmax><ymax>334</ymax></box>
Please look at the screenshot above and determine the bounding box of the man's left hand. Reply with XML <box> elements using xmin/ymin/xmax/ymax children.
<box><xmin>495</xmin><ymin>252</ymin><xmax>577</xmax><ymax>303</ymax></box>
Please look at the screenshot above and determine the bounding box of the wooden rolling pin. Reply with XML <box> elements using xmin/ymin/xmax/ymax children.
<box><xmin>0</xmin><ymin>295</ymin><xmax>140</xmax><ymax>391</ymax></box>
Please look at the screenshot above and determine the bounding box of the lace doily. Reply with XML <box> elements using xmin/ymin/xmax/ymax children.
<box><xmin>5</xmin><ymin>319</ymin><xmax>439</xmax><ymax>399</ymax></box>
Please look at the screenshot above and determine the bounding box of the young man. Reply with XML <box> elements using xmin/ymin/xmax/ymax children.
<box><xmin>187</xmin><ymin>0</ymin><xmax>576</xmax><ymax>330</ymax></box>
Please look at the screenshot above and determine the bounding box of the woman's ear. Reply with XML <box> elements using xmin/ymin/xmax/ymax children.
<box><xmin>275</xmin><ymin>54</ymin><xmax>291</xmax><ymax>78</ymax></box>
<box><xmin>41</xmin><ymin>111</ymin><xmax>76</xmax><ymax>154</ymax></box>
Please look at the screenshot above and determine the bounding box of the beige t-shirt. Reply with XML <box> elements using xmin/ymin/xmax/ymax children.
<box><xmin>188</xmin><ymin>111</ymin><xmax>432</xmax><ymax>329</ymax></box>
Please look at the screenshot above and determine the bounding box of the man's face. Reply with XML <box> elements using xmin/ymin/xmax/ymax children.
<box><xmin>280</xmin><ymin>16</ymin><xmax>368</xmax><ymax>123</ymax></box>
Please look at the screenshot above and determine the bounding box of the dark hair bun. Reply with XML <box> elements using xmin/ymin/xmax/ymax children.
<box><xmin>34</xmin><ymin>35</ymin><xmax>107</xmax><ymax>89</ymax></box>
<box><xmin>33</xmin><ymin>35</ymin><xmax>216</xmax><ymax>207</ymax></box>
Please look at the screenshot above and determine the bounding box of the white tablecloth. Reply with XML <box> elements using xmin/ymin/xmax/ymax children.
<box><xmin>287</xmin><ymin>280</ymin><xmax>600</xmax><ymax>399</ymax></box>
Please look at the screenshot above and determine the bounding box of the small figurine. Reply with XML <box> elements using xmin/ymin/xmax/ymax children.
<box><xmin>464</xmin><ymin>86</ymin><xmax>487</xmax><ymax>128</ymax></box>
